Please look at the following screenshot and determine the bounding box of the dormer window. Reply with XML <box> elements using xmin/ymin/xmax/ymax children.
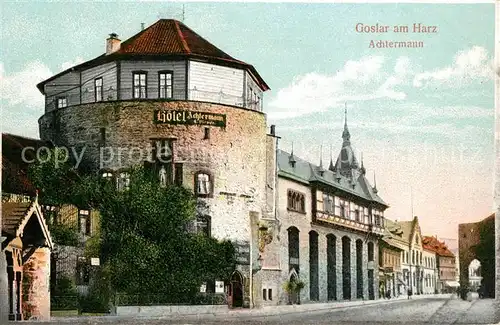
<box><xmin>195</xmin><ymin>171</ymin><xmax>213</xmax><ymax>197</ymax></box>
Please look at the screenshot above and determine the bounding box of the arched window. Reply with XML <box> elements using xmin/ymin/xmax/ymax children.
<box><xmin>195</xmin><ymin>171</ymin><xmax>213</xmax><ymax>197</ymax></box>
<box><xmin>101</xmin><ymin>170</ymin><xmax>114</xmax><ymax>183</ymax></box>
<box><xmin>287</xmin><ymin>190</ymin><xmax>305</xmax><ymax>213</ymax></box>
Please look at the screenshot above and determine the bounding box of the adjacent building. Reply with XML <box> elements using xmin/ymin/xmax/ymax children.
<box><xmin>378</xmin><ymin>226</ymin><xmax>404</xmax><ymax>298</ymax></box>
<box><xmin>2</xmin><ymin>134</ymin><xmax>54</xmax><ymax>321</ymax></box>
<box><xmin>394</xmin><ymin>217</ymin><xmax>424</xmax><ymax>295</ymax></box>
<box><xmin>261</xmin><ymin>114</ymin><xmax>388</xmax><ymax>304</ymax></box>
<box><xmin>422</xmin><ymin>236</ymin><xmax>458</xmax><ymax>293</ymax></box>
<box><xmin>421</xmin><ymin>247</ymin><xmax>437</xmax><ymax>294</ymax></box>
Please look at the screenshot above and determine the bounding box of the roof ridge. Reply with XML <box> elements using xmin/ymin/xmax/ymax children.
<box><xmin>174</xmin><ymin>20</ymin><xmax>191</xmax><ymax>54</ymax></box>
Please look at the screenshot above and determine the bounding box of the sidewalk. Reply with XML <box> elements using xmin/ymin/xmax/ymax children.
<box><xmin>50</xmin><ymin>293</ymin><xmax>453</xmax><ymax>322</ymax></box>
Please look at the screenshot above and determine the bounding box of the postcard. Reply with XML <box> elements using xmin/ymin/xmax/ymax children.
<box><xmin>0</xmin><ymin>1</ymin><xmax>498</xmax><ymax>324</ymax></box>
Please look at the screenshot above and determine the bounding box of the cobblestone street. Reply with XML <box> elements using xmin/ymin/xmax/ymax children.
<box><xmin>28</xmin><ymin>296</ymin><xmax>499</xmax><ymax>325</ymax></box>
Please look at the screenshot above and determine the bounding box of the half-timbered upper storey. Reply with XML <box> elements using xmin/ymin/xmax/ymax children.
<box><xmin>277</xmin><ymin>111</ymin><xmax>389</xmax><ymax>236</ymax></box>
<box><xmin>36</xmin><ymin>19</ymin><xmax>270</xmax><ymax>113</ymax></box>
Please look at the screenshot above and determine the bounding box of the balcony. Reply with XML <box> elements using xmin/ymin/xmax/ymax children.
<box><xmin>45</xmin><ymin>87</ymin><xmax>262</xmax><ymax>112</ymax></box>
<box><xmin>315</xmin><ymin>210</ymin><xmax>385</xmax><ymax>235</ymax></box>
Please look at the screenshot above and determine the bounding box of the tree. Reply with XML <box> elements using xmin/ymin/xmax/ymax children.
<box><xmin>29</xmin><ymin>149</ymin><xmax>236</xmax><ymax>304</ymax></box>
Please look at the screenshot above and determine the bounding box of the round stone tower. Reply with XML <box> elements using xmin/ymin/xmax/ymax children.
<box><xmin>37</xmin><ymin>20</ymin><xmax>273</xmax><ymax>307</ymax></box>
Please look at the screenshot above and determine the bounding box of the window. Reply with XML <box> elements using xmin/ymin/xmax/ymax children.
<box><xmin>339</xmin><ymin>199</ymin><xmax>347</xmax><ymax>218</ymax></box>
<box><xmin>195</xmin><ymin>172</ymin><xmax>213</xmax><ymax>197</ymax></box>
<box><xmin>117</xmin><ymin>172</ymin><xmax>130</xmax><ymax>191</ymax></box>
<box><xmin>43</xmin><ymin>205</ymin><xmax>57</xmax><ymax>225</ymax></box>
<box><xmin>334</xmin><ymin>197</ymin><xmax>341</xmax><ymax>216</ymax></box>
<box><xmin>158</xmin><ymin>71</ymin><xmax>173</xmax><ymax>99</ymax></box>
<box><xmin>354</xmin><ymin>206</ymin><xmax>361</xmax><ymax>222</ymax></box>
<box><xmin>99</xmin><ymin>127</ymin><xmax>106</xmax><ymax>147</ymax></box>
<box><xmin>263</xmin><ymin>289</ymin><xmax>267</xmax><ymax>301</ymax></box>
<box><xmin>174</xmin><ymin>163</ymin><xmax>183</xmax><ymax>186</ymax></box>
<box><xmin>287</xmin><ymin>190</ymin><xmax>305</xmax><ymax>213</ymax></box>
<box><xmin>133</xmin><ymin>72</ymin><xmax>147</xmax><ymax>98</ymax></box>
<box><xmin>323</xmin><ymin>193</ymin><xmax>333</xmax><ymax>213</ymax></box>
<box><xmin>78</xmin><ymin>210</ymin><xmax>91</xmax><ymax>235</ymax></box>
<box><xmin>268</xmin><ymin>288</ymin><xmax>273</xmax><ymax>300</ymax></box>
<box><xmin>152</xmin><ymin>139</ymin><xmax>173</xmax><ymax>163</ymax></box>
<box><xmin>56</xmin><ymin>97</ymin><xmax>67</xmax><ymax>109</ymax></box>
<box><xmin>197</xmin><ymin>215</ymin><xmax>211</xmax><ymax>237</ymax></box>
<box><xmin>95</xmin><ymin>77</ymin><xmax>103</xmax><ymax>102</ymax></box>
<box><xmin>102</xmin><ymin>171</ymin><xmax>113</xmax><ymax>181</ymax></box>
<box><xmin>76</xmin><ymin>257</ymin><xmax>90</xmax><ymax>285</ymax></box>
<box><xmin>364</xmin><ymin>207</ymin><xmax>370</xmax><ymax>224</ymax></box>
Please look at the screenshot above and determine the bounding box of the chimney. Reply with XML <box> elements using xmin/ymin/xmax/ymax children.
<box><xmin>270</xmin><ymin>125</ymin><xmax>276</xmax><ymax>136</ymax></box>
<box><xmin>106</xmin><ymin>33</ymin><xmax>121</xmax><ymax>55</ymax></box>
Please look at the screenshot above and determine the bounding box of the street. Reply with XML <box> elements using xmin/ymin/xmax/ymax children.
<box><xmin>29</xmin><ymin>296</ymin><xmax>499</xmax><ymax>325</ymax></box>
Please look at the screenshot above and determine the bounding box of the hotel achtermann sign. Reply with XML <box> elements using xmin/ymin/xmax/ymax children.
<box><xmin>154</xmin><ymin>110</ymin><xmax>226</xmax><ymax>128</ymax></box>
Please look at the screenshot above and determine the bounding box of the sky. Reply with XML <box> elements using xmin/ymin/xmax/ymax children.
<box><xmin>0</xmin><ymin>2</ymin><xmax>495</xmax><ymax>245</ymax></box>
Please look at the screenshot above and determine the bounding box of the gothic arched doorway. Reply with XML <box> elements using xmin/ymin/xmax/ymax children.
<box><xmin>230</xmin><ymin>271</ymin><xmax>244</xmax><ymax>308</ymax></box>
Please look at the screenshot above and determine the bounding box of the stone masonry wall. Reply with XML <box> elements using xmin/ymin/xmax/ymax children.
<box><xmin>39</xmin><ymin>100</ymin><xmax>268</xmax><ymax>243</ymax></box>
<box><xmin>22</xmin><ymin>248</ymin><xmax>51</xmax><ymax>321</ymax></box>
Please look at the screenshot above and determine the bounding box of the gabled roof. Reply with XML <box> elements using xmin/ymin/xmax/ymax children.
<box><xmin>277</xmin><ymin>149</ymin><xmax>388</xmax><ymax>207</ymax></box>
<box><xmin>37</xmin><ymin>19</ymin><xmax>269</xmax><ymax>93</ymax></box>
<box><xmin>2</xmin><ymin>133</ymin><xmax>53</xmax><ymax>196</ymax></box>
<box><xmin>394</xmin><ymin>216</ymin><xmax>422</xmax><ymax>245</ymax></box>
<box><xmin>2</xmin><ymin>199</ymin><xmax>53</xmax><ymax>250</ymax></box>
<box><xmin>422</xmin><ymin>236</ymin><xmax>455</xmax><ymax>258</ymax></box>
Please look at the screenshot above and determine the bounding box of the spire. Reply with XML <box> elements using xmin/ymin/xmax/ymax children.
<box><xmin>329</xmin><ymin>145</ymin><xmax>335</xmax><ymax>171</ymax></box>
<box><xmin>360</xmin><ymin>152</ymin><xmax>366</xmax><ymax>175</ymax></box>
<box><xmin>317</xmin><ymin>145</ymin><xmax>325</xmax><ymax>176</ymax></box>
<box><xmin>319</xmin><ymin>144</ymin><xmax>323</xmax><ymax>168</ymax></box>
<box><xmin>289</xmin><ymin>142</ymin><xmax>296</xmax><ymax>167</ymax></box>
<box><xmin>342</xmin><ymin>103</ymin><xmax>350</xmax><ymax>145</ymax></box>
<box><xmin>373</xmin><ymin>172</ymin><xmax>378</xmax><ymax>194</ymax></box>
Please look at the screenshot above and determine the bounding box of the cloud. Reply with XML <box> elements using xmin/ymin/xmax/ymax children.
<box><xmin>267</xmin><ymin>55</ymin><xmax>410</xmax><ymax>120</ymax></box>
<box><xmin>0</xmin><ymin>61</ymin><xmax>52</xmax><ymax>110</ymax></box>
<box><xmin>413</xmin><ymin>46</ymin><xmax>493</xmax><ymax>88</ymax></box>
<box><xmin>0</xmin><ymin>57</ymin><xmax>86</xmax><ymax>113</ymax></box>
<box><xmin>267</xmin><ymin>46</ymin><xmax>493</xmax><ymax>120</ymax></box>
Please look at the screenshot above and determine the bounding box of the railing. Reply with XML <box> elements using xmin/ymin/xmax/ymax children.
<box><xmin>44</xmin><ymin>87</ymin><xmax>262</xmax><ymax>112</ymax></box>
<box><xmin>114</xmin><ymin>292</ymin><xmax>228</xmax><ymax>306</ymax></box>
<box><xmin>50</xmin><ymin>296</ymin><xmax>79</xmax><ymax>311</ymax></box>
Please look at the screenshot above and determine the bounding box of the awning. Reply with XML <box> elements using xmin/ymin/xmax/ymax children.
<box><xmin>444</xmin><ymin>281</ymin><xmax>460</xmax><ymax>287</ymax></box>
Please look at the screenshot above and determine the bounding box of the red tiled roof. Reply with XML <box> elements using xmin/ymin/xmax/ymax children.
<box><xmin>37</xmin><ymin>19</ymin><xmax>269</xmax><ymax>92</ymax></box>
<box><xmin>2</xmin><ymin>133</ymin><xmax>53</xmax><ymax>196</ymax></box>
<box><xmin>422</xmin><ymin>236</ymin><xmax>455</xmax><ymax>257</ymax></box>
